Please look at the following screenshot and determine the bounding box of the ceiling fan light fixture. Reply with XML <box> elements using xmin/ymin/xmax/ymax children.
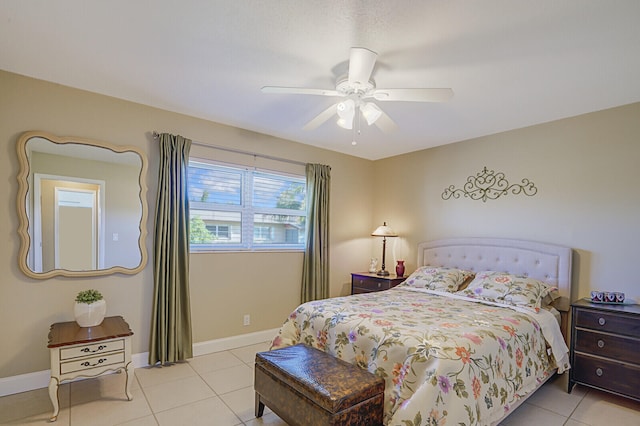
<box><xmin>336</xmin><ymin>118</ymin><xmax>353</xmax><ymax>129</ymax></box>
<box><xmin>336</xmin><ymin>99</ymin><xmax>355</xmax><ymax>129</ymax></box>
<box><xmin>361</xmin><ymin>102</ymin><xmax>382</xmax><ymax>125</ymax></box>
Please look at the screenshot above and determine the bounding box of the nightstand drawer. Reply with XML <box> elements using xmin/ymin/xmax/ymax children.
<box><xmin>60</xmin><ymin>351</ymin><xmax>125</xmax><ymax>375</ymax></box>
<box><xmin>574</xmin><ymin>329</ymin><xmax>639</xmax><ymax>364</ymax></box>
<box><xmin>353</xmin><ymin>277</ymin><xmax>391</xmax><ymax>292</ymax></box>
<box><xmin>572</xmin><ymin>353</ymin><xmax>640</xmax><ymax>400</ymax></box>
<box><xmin>60</xmin><ymin>339</ymin><xmax>125</xmax><ymax>360</ymax></box>
<box><xmin>351</xmin><ymin>273</ymin><xmax>405</xmax><ymax>295</ymax></box>
<box><xmin>574</xmin><ymin>308</ymin><xmax>640</xmax><ymax>338</ymax></box>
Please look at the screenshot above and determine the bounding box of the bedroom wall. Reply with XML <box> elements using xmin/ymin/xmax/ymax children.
<box><xmin>0</xmin><ymin>70</ymin><xmax>374</xmax><ymax>379</ymax></box>
<box><xmin>372</xmin><ymin>102</ymin><xmax>640</xmax><ymax>302</ymax></box>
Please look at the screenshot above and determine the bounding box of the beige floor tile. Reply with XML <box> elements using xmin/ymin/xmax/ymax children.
<box><xmin>564</xmin><ymin>420</ymin><xmax>590</xmax><ymax>426</ymax></box>
<box><xmin>218</xmin><ymin>385</ymin><xmax>265</xmax><ymax>422</ymax></box>
<box><xmin>116</xmin><ymin>414</ymin><xmax>159</xmax><ymax>426</ymax></box>
<box><xmin>154</xmin><ymin>396</ymin><xmax>242</xmax><ymax>426</ymax></box>
<box><xmin>230</xmin><ymin>342</ymin><xmax>272</xmax><ymax>364</ymax></box>
<box><xmin>0</xmin><ymin>383</ymin><xmax>70</xmax><ymax>424</ymax></box>
<box><xmin>570</xmin><ymin>389</ymin><xmax>640</xmax><ymax>426</ymax></box>
<box><xmin>1</xmin><ymin>407</ymin><xmax>70</xmax><ymax>425</ymax></box>
<box><xmin>70</xmin><ymin>372</ymin><xmax>139</xmax><ymax>405</ymax></box>
<box><xmin>244</xmin><ymin>411</ymin><xmax>289</xmax><ymax>426</ymax></box>
<box><xmin>69</xmin><ymin>388</ymin><xmax>152</xmax><ymax>426</ymax></box>
<box><xmin>142</xmin><ymin>375</ymin><xmax>215</xmax><ymax>413</ymax></box>
<box><xmin>187</xmin><ymin>350</ymin><xmax>244</xmax><ymax>374</ymax></box>
<box><xmin>134</xmin><ymin>362</ymin><xmax>197</xmax><ymax>389</ymax></box>
<box><xmin>525</xmin><ymin>374</ymin><xmax>587</xmax><ymax>417</ymax></box>
<box><xmin>499</xmin><ymin>402</ymin><xmax>567</xmax><ymax>426</ymax></box>
<box><xmin>200</xmin><ymin>364</ymin><xmax>254</xmax><ymax>395</ymax></box>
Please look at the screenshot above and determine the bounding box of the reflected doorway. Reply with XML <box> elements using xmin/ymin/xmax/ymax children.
<box><xmin>33</xmin><ymin>174</ymin><xmax>105</xmax><ymax>272</ymax></box>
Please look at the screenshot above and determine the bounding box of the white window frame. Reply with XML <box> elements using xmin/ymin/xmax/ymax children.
<box><xmin>188</xmin><ymin>158</ymin><xmax>306</xmax><ymax>252</ymax></box>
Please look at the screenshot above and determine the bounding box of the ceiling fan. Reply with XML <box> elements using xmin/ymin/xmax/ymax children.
<box><xmin>261</xmin><ymin>47</ymin><xmax>453</xmax><ymax>134</ymax></box>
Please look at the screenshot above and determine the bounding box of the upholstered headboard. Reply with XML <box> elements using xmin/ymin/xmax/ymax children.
<box><xmin>417</xmin><ymin>238</ymin><xmax>573</xmax><ymax>312</ymax></box>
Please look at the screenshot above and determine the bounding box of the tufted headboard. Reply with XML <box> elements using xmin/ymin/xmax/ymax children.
<box><xmin>417</xmin><ymin>238</ymin><xmax>573</xmax><ymax>312</ymax></box>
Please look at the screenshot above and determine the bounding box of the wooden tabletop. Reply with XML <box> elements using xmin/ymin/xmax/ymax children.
<box><xmin>47</xmin><ymin>316</ymin><xmax>133</xmax><ymax>348</ymax></box>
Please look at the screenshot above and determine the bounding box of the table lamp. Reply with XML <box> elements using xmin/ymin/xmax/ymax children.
<box><xmin>371</xmin><ymin>222</ymin><xmax>398</xmax><ymax>276</ymax></box>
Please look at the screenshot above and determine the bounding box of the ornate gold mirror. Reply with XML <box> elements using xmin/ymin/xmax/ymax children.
<box><xmin>16</xmin><ymin>131</ymin><xmax>148</xmax><ymax>279</ymax></box>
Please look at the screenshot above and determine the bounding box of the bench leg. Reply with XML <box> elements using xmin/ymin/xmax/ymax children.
<box><xmin>255</xmin><ymin>392</ymin><xmax>265</xmax><ymax>418</ymax></box>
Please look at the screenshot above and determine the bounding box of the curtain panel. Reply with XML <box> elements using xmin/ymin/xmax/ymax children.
<box><xmin>301</xmin><ymin>163</ymin><xmax>331</xmax><ymax>303</ymax></box>
<box><xmin>149</xmin><ymin>133</ymin><xmax>193</xmax><ymax>365</ymax></box>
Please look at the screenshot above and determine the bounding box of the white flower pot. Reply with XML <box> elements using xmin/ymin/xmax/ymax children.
<box><xmin>74</xmin><ymin>299</ymin><xmax>107</xmax><ymax>327</ymax></box>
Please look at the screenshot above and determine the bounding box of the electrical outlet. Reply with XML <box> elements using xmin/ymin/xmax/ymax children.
<box><xmin>243</xmin><ymin>314</ymin><xmax>250</xmax><ymax>326</ymax></box>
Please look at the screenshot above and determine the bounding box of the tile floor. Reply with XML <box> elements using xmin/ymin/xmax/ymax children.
<box><xmin>1</xmin><ymin>341</ymin><xmax>638</xmax><ymax>425</ymax></box>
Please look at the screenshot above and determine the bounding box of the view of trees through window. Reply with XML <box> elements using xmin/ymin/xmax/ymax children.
<box><xmin>187</xmin><ymin>160</ymin><xmax>306</xmax><ymax>250</ymax></box>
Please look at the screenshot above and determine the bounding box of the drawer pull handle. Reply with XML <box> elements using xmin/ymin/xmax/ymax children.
<box><xmin>378</xmin><ymin>283</ymin><xmax>381</xmax><ymax>288</ymax></box>
<box><xmin>598</xmin><ymin>317</ymin><xmax>606</xmax><ymax>326</ymax></box>
<box><xmin>595</xmin><ymin>367</ymin><xmax>603</xmax><ymax>377</ymax></box>
<box><xmin>80</xmin><ymin>345</ymin><xmax>107</xmax><ymax>353</ymax></box>
<box><xmin>80</xmin><ymin>358</ymin><xmax>107</xmax><ymax>367</ymax></box>
<box><xmin>597</xmin><ymin>339</ymin><xmax>605</xmax><ymax>348</ymax></box>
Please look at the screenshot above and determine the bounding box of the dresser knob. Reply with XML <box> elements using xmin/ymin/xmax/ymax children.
<box><xmin>378</xmin><ymin>282</ymin><xmax>381</xmax><ymax>288</ymax></box>
<box><xmin>598</xmin><ymin>317</ymin><xmax>606</xmax><ymax>326</ymax></box>
<box><xmin>596</xmin><ymin>368</ymin><xmax>603</xmax><ymax>377</ymax></box>
<box><xmin>597</xmin><ymin>339</ymin><xmax>605</xmax><ymax>348</ymax></box>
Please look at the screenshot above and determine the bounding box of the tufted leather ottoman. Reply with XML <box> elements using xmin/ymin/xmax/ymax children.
<box><xmin>255</xmin><ymin>344</ymin><xmax>385</xmax><ymax>426</ymax></box>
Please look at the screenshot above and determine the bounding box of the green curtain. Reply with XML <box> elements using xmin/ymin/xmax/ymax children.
<box><xmin>301</xmin><ymin>163</ymin><xmax>331</xmax><ymax>303</ymax></box>
<box><xmin>149</xmin><ymin>133</ymin><xmax>193</xmax><ymax>365</ymax></box>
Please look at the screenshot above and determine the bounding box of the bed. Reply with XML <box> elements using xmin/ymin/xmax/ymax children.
<box><xmin>271</xmin><ymin>238</ymin><xmax>573</xmax><ymax>425</ymax></box>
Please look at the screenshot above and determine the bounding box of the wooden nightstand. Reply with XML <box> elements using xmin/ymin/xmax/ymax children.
<box><xmin>47</xmin><ymin>316</ymin><xmax>134</xmax><ymax>421</ymax></box>
<box><xmin>568</xmin><ymin>299</ymin><xmax>640</xmax><ymax>402</ymax></box>
<box><xmin>351</xmin><ymin>272</ymin><xmax>405</xmax><ymax>295</ymax></box>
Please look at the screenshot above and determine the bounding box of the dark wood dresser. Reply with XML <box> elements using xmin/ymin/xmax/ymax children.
<box><xmin>568</xmin><ymin>298</ymin><xmax>640</xmax><ymax>401</ymax></box>
<box><xmin>351</xmin><ymin>272</ymin><xmax>405</xmax><ymax>295</ymax></box>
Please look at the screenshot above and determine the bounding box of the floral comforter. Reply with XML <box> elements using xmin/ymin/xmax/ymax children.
<box><xmin>271</xmin><ymin>286</ymin><xmax>568</xmax><ymax>426</ymax></box>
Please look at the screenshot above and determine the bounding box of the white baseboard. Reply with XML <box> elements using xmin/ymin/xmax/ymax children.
<box><xmin>192</xmin><ymin>328</ymin><xmax>278</xmax><ymax>357</ymax></box>
<box><xmin>0</xmin><ymin>328</ymin><xmax>277</xmax><ymax>397</ymax></box>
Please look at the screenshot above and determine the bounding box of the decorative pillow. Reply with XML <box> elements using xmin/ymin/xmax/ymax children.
<box><xmin>457</xmin><ymin>271</ymin><xmax>559</xmax><ymax>312</ymax></box>
<box><xmin>402</xmin><ymin>266</ymin><xmax>475</xmax><ymax>292</ymax></box>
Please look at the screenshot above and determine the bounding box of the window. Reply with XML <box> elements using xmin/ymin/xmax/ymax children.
<box><xmin>188</xmin><ymin>160</ymin><xmax>306</xmax><ymax>251</ymax></box>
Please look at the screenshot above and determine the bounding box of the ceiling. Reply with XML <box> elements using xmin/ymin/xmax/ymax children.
<box><xmin>2</xmin><ymin>1</ymin><xmax>639</xmax><ymax>160</ymax></box>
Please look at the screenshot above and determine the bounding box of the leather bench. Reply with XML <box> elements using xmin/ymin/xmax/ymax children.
<box><xmin>255</xmin><ymin>343</ymin><xmax>385</xmax><ymax>426</ymax></box>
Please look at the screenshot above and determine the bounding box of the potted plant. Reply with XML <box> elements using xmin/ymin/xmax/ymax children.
<box><xmin>74</xmin><ymin>289</ymin><xmax>107</xmax><ymax>327</ymax></box>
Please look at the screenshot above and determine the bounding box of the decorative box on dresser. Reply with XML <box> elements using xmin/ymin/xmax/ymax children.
<box><xmin>351</xmin><ymin>272</ymin><xmax>405</xmax><ymax>295</ymax></box>
<box><xmin>47</xmin><ymin>316</ymin><xmax>134</xmax><ymax>421</ymax></box>
<box><xmin>568</xmin><ymin>299</ymin><xmax>640</xmax><ymax>401</ymax></box>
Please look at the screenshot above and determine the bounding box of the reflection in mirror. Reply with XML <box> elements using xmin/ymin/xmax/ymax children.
<box><xmin>17</xmin><ymin>131</ymin><xmax>148</xmax><ymax>279</ymax></box>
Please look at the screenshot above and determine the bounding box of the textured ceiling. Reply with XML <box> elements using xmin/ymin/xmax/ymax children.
<box><xmin>2</xmin><ymin>1</ymin><xmax>639</xmax><ymax>160</ymax></box>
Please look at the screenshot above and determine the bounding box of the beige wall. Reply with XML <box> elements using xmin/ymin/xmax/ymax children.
<box><xmin>0</xmin><ymin>70</ymin><xmax>374</xmax><ymax>378</ymax></box>
<box><xmin>373</xmin><ymin>102</ymin><xmax>640</xmax><ymax>302</ymax></box>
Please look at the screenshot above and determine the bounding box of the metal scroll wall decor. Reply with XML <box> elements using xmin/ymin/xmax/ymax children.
<box><xmin>441</xmin><ymin>166</ymin><xmax>537</xmax><ymax>202</ymax></box>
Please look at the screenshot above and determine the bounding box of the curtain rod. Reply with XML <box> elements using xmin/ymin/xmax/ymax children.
<box><xmin>153</xmin><ymin>131</ymin><xmax>307</xmax><ymax>167</ymax></box>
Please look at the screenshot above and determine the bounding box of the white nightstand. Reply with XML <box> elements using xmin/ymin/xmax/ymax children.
<box><xmin>47</xmin><ymin>316</ymin><xmax>134</xmax><ymax>421</ymax></box>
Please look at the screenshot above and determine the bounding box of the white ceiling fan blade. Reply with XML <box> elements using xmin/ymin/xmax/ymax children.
<box><xmin>373</xmin><ymin>110</ymin><xmax>398</xmax><ymax>134</ymax></box>
<box><xmin>261</xmin><ymin>86</ymin><xmax>342</xmax><ymax>97</ymax></box>
<box><xmin>303</xmin><ymin>103</ymin><xmax>338</xmax><ymax>130</ymax></box>
<box><xmin>371</xmin><ymin>88</ymin><xmax>454</xmax><ymax>102</ymax></box>
<box><xmin>347</xmin><ymin>47</ymin><xmax>377</xmax><ymax>86</ymax></box>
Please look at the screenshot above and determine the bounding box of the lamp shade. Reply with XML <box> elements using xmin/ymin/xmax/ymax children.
<box><xmin>371</xmin><ymin>222</ymin><xmax>398</xmax><ymax>237</ymax></box>
<box><xmin>361</xmin><ymin>102</ymin><xmax>382</xmax><ymax>126</ymax></box>
<box><xmin>336</xmin><ymin>99</ymin><xmax>355</xmax><ymax>129</ymax></box>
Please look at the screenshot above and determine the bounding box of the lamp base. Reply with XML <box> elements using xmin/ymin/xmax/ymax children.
<box><xmin>376</xmin><ymin>269</ymin><xmax>390</xmax><ymax>276</ymax></box>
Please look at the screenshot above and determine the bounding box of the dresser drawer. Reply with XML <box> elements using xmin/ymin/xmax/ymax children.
<box><xmin>574</xmin><ymin>329</ymin><xmax>639</xmax><ymax>365</ymax></box>
<box><xmin>572</xmin><ymin>353</ymin><xmax>640</xmax><ymax>400</ymax></box>
<box><xmin>60</xmin><ymin>339</ymin><xmax>125</xmax><ymax>360</ymax></box>
<box><xmin>574</xmin><ymin>308</ymin><xmax>640</xmax><ymax>338</ymax></box>
<box><xmin>60</xmin><ymin>351</ymin><xmax>125</xmax><ymax>375</ymax></box>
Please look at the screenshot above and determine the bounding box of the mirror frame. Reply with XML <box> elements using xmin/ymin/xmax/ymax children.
<box><xmin>16</xmin><ymin>131</ymin><xmax>149</xmax><ymax>279</ymax></box>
